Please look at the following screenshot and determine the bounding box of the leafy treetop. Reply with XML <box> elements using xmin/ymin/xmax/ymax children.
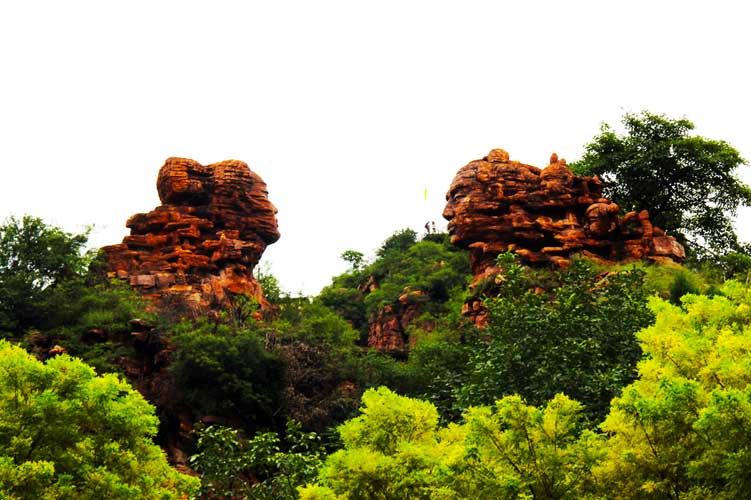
<box><xmin>0</xmin><ymin>215</ymin><xmax>92</xmax><ymax>334</ymax></box>
<box><xmin>570</xmin><ymin>111</ymin><xmax>751</xmax><ymax>255</ymax></box>
<box><xmin>0</xmin><ymin>340</ymin><xmax>198</xmax><ymax>499</ymax></box>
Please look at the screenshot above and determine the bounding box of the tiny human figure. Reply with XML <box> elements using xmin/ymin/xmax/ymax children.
<box><xmin>431</xmin><ymin>221</ymin><xmax>436</xmax><ymax>233</ymax></box>
<box><xmin>424</xmin><ymin>221</ymin><xmax>431</xmax><ymax>234</ymax></box>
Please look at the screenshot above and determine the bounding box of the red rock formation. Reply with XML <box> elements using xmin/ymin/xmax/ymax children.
<box><xmin>366</xmin><ymin>289</ymin><xmax>426</xmax><ymax>354</ymax></box>
<box><xmin>443</xmin><ymin>148</ymin><xmax>685</xmax><ymax>325</ymax></box>
<box><xmin>103</xmin><ymin>157</ymin><xmax>279</xmax><ymax>314</ymax></box>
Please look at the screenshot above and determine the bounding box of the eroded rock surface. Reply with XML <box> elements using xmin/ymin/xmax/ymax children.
<box><xmin>443</xmin><ymin>148</ymin><xmax>685</xmax><ymax>324</ymax></box>
<box><xmin>367</xmin><ymin>289</ymin><xmax>427</xmax><ymax>354</ymax></box>
<box><xmin>103</xmin><ymin>157</ymin><xmax>279</xmax><ymax>314</ymax></box>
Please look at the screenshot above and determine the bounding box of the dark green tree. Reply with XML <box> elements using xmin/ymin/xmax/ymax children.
<box><xmin>570</xmin><ymin>111</ymin><xmax>751</xmax><ymax>255</ymax></box>
<box><xmin>0</xmin><ymin>216</ymin><xmax>91</xmax><ymax>335</ymax></box>
<box><xmin>459</xmin><ymin>254</ymin><xmax>654</xmax><ymax>424</ymax></box>
<box><xmin>340</xmin><ymin>250</ymin><xmax>365</xmax><ymax>272</ymax></box>
<box><xmin>168</xmin><ymin>319</ymin><xmax>285</xmax><ymax>429</ymax></box>
<box><xmin>190</xmin><ymin>420</ymin><xmax>323</xmax><ymax>500</ymax></box>
<box><xmin>375</xmin><ymin>228</ymin><xmax>417</xmax><ymax>257</ymax></box>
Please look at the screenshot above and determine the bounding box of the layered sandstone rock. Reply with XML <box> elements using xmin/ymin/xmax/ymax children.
<box><xmin>367</xmin><ymin>289</ymin><xmax>427</xmax><ymax>354</ymax></box>
<box><xmin>443</xmin><ymin>148</ymin><xmax>685</xmax><ymax>324</ymax></box>
<box><xmin>103</xmin><ymin>157</ymin><xmax>279</xmax><ymax>313</ymax></box>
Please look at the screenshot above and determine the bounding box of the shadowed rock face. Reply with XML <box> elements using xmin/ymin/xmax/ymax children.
<box><xmin>443</xmin><ymin>148</ymin><xmax>685</xmax><ymax>325</ymax></box>
<box><xmin>103</xmin><ymin>157</ymin><xmax>279</xmax><ymax>314</ymax></box>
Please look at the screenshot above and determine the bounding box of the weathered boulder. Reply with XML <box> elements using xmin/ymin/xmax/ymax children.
<box><xmin>103</xmin><ymin>157</ymin><xmax>279</xmax><ymax>314</ymax></box>
<box><xmin>443</xmin><ymin>148</ymin><xmax>685</xmax><ymax>325</ymax></box>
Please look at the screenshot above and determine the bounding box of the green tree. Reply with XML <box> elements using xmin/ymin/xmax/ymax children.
<box><xmin>460</xmin><ymin>394</ymin><xmax>604</xmax><ymax>499</ymax></box>
<box><xmin>257</xmin><ymin>262</ymin><xmax>283</xmax><ymax>303</ymax></box>
<box><xmin>401</xmin><ymin>339</ymin><xmax>472</xmax><ymax>423</ymax></box>
<box><xmin>299</xmin><ymin>387</ymin><xmax>603</xmax><ymax>500</ymax></box>
<box><xmin>190</xmin><ymin>420</ymin><xmax>323</xmax><ymax>500</ymax></box>
<box><xmin>271</xmin><ymin>300</ymin><xmax>364</xmax><ymax>431</ymax></box>
<box><xmin>300</xmin><ymin>386</ymin><xmax>448</xmax><ymax>499</ymax></box>
<box><xmin>340</xmin><ymin>250</ymin><xmax>365</xmax><ymax>272</ymax></box>
<box><xmin>0</xmin><ymin>340</ymin><xmax>198</xmax><ymax>499</ymax></box>
<box><xmin>169</xmin><ymin>319</ymin><xmax>285</xmax><ymax>429</ymax></box>
<box><xmin>570</xmin><ymin>111</ymin><xmax>751</xmax><ymax>255</ymax></box>
<box><xmin>375</xmin><ymin>229</ymin><xmax>417</xmax><ymax>258</ymax></box>
<box><xmin>0</xmin><ymin>216</ymin><xmax>91</xmax><ymax>335</ymax></box>
<box><xmin>459</xmin><ymin>254</ymin><xmax>654</xmax><ymax>424</ymax></box>
<box><xmin>595</xmin><ymin>283</ymin><xmax>751</xmax><ymax>499</ymax></box>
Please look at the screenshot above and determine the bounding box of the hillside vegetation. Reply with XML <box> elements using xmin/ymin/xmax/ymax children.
<box><xmin>3</xmin><ymin>111</ymin><xmax>751</xmax><ymax>499</ymax></box>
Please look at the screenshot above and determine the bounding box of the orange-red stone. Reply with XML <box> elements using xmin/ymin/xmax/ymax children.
<box><xmin>102</xmin><ymin>157</ymin><xmax>279</xmax><ymax>314</ymax></box>
<box><xmin>444</xmin><ymin>148</ymin><xmax>686</xmax><ymax>325</ymax></box>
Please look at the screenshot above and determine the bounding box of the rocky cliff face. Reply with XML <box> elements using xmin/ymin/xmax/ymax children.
<box><xmin>443</xmin><ymin>148</ymin><xmax>685</xmax><ymax>324</ymax></box>
<box><xmin>103</xmin><ymin>157</ymin><xmax>279</xmax><ymax>314</ymax></box>
<box><xmin>367</xmin><ymin>289</ymin><xmax>427</xmax><ymax>354</ymax></box>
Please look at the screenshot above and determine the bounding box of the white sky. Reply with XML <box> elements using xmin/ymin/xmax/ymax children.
<box><xmin>2</xmin><ymin>1</ymin><xmax>750</xmax><ymax>295</ymax></box>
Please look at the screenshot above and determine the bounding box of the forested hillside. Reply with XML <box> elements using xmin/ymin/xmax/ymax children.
<box><xmin>3</xmin><ymin>111</ymin><xmax>751</xmax><ymax>499</ymax></box>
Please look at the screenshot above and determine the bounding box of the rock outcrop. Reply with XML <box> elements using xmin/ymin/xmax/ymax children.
<box><xmin>103</xmin><ymin>157</ymin><xmax>279</xmax><ymax>314</ymax></box>
<box><xmin>367</xmin><ymin>289</ymin><xmax>427</xmax><ymax>354</ymax></box>
<box><xmin>443</xmin><ymin>148</ymin><xmax>685</xmax><ymax>324</ymax></box>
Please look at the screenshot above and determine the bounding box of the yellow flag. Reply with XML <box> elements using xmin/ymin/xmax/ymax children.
<box><xmin>423</xmin><ymin>188</ymin><xmax>427</xmax><ymax>201</ymax></box>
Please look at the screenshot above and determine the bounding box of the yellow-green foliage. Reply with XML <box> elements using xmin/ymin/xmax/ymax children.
<box><xmin>302</xmin><ymin>280</ymin><xmax>751</xmax><ymax>499</ymax></box>
<box><xmin>593</xmin><ymin>257</ymin><xmax>707</xmax><ymax>300</ymax></box>
<box><xmin>300</xmin><ymin>388</ymin><xmax>601</xmax><ymax>500</ymax></box>
<box><xmin>337</xmin><ymin>386</ymin><xmax>439</xmax><ymax>455</ymax></box>
<box><xmin>0</xmin><ymin>340</ymin><xmax>198</xmax><ymax>499</ymax></box>
<box><xmin>595</xmin><ymin>281</ymin><xmax>751</xmax><ymax>499</ymax></box>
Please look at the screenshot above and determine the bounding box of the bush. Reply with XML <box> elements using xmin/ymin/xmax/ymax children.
<box><xmin>190</xmin><ymin>420</ymin><xmax>323</xmax><ymax>500</ymax></box>
<box><xmin>669</xmin><ymin>272</ymin><xmax>699</xmax><ymax>305</ymax></box>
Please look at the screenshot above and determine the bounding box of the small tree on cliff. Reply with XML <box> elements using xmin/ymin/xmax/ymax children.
<box><xmin>376</xmin><ymin>228</ymin><xmax>417</xmax><ymax>257</ymax></box>
<box><xmin>340</xmin><ymin>250</ymin><xmax>365</xmax><ymax>272</ymax></box>
<box><xmin>570</xmin><ymin>111</ymin><xmax>751</xmax><ymax>255</ymax></box>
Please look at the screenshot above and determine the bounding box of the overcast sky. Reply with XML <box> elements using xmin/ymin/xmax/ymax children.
<box><xmin>2</xmin><ymin>1</ymin><xmax>750</xmax><ymax>295</ymax></box>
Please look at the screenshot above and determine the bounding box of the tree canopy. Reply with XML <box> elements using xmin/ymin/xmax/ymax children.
<box><xmin>570</xmin><ymin>111</ymin><xmax>751</xmax><ymax>255</ymax></box>
<box><xmin>298</xmin><ymin>387</ymin><xmax>602</xmax><ymax>500</ymax></box>
<box><xmin>301</xmin><ymin>280</ymin><xmax>751</xmax><ymax>499</ymax></box>
<box><xmin>0</xmin><ymin>340</ymin><xmax>198</xmax><ymax>499</ymax></box>
<box><xmin>459</xmin><ymin>254</ymin><xmax>654</xmax><ymax>424</ymax></box>
<box><xmin>0</xmin><ymin>216</ymin><xmax>91</xmax><ymax>335</ymax></box>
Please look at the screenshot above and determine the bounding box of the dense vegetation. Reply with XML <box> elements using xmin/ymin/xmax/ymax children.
<box><xmin>459</xmin><ymin>253</ymin><xmax>655</xmax><ymax>424</ymax></box>
<box><xmin>0</xmin><ymin>215</ymin><xmax>92</xmax><ymax>335</ymax></box>
<box><xmin>318</xmin><ymin>229</ymin><xmax>470</xmax><ymax>344</ymax></box>
<box><xmin>301</xmin><ymin>282</ymin><xmax>751</xmax><ymax>499</ymax></box>
<box><xmin>0</xmin><ymin>340</ymin><xmax>198</xmax><ymax>499</ymax></box>
<box><xmin>3</xmin><ymin>111</ymin><xmax>751</xmax><ymax>499</ymax></box>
